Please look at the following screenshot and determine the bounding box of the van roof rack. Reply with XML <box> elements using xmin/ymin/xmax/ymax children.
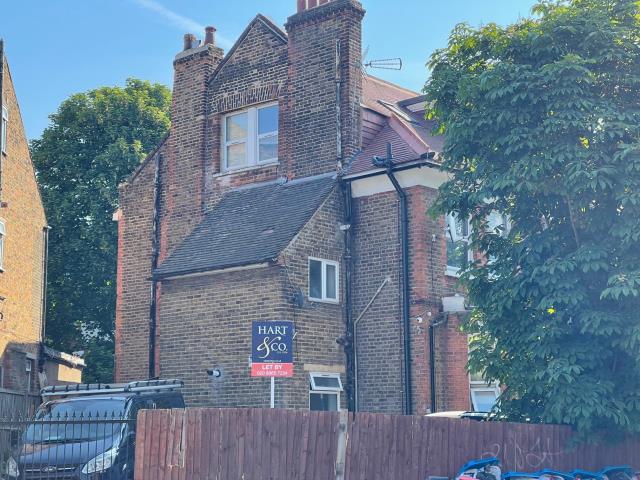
<box><xmin>41</xmin><ymin>379</ymin><xmax>184</xmax><ymax>398</ymax></box>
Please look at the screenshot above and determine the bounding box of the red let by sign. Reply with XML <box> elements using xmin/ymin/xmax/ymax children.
<box><xmin>251</xmin><ymin>363</ymin><xmax>294</xmax><ymax>377</ymax></box>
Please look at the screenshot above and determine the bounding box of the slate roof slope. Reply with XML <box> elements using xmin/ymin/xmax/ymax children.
<box><xmin>153</xmin><ymin>173</ymin><xmax>337</xmax><ymax>280</ymax></box>
<box><xmin>350</xmin><ymin>76</ymin><xmax>444</xmax><ymax>176</ymax></box>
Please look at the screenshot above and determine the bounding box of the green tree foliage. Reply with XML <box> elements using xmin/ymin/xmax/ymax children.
<box><xmin>425</xmin><ymin>0</ymin><xmax>640</xmax><ymax>437</ymax></box>
<box><xmin>31</xmin><ymin>79</ymin><xmax>171</xmax><ymax>382</ymax></box>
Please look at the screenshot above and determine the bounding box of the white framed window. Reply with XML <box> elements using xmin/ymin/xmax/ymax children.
<box><xmin>309</xmin><ymin>372</ymin><xmax>342</xmax><ymax>411</ymax></box>
<box><xmin>470</xmin><ymin>384</ymin><xmax>500</xmax><ymax>412</ymax></box>
<box><xmin>26</xmin><ymin>358</ymin><xmax>34</xmax><ymax>392</ymax></box>
<box><xmin>446</xmin><ymin>213</ymin><xmax>472</xmax><ymax>276</ymax></box>
<box><xmin>468</xmin><ymin>336</ymin><xmax>500</xmax><ymax>412</ymax></box>
<box><xmin>0</xmin><ymin>219</ymin><xmax>5</xmax><ymax>271</ymax></box>
<box><xmin>222</xmin><ymin>103</ymin><xmax>278</xmax><ymax>171</ymax></box>
<box><xmin>1</xmin><ymin>105</ymin><xmax>7</xmax><ymax>155</ymax></box>
<box><xmin>486</xmin><ymin>210</ymin><xmax>511</xmax><ymax>237</ymax></box>
<box><xmin>308</xmin><ymin>258</ymin><xmax>339</xmax><ymax>303</ymax></box>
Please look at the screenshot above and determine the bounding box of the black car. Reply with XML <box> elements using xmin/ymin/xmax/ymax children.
<box><xmin>5</xmin><ymin>379</ymin><xmax>184</xmax><ymax>480</ymax></box>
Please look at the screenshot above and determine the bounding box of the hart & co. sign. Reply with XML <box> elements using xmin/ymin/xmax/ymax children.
<box><xmin>251</xmin><ymin>321</ymin><xmax>294</xmax><ymax>377</ymax></box>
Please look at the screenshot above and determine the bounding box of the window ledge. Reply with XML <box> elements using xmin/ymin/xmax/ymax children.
<box><xmin>308</xmin><ymin>297</ymin><xmax>340</xmax><ymax>305</ymax></box>
<box><xmin>215</xmin><ymin>161</ymin><xmax>279</xmax><ymax>178</ymax></box>
<box><xmin>445</xmin><ymin>267</ymin><xmax>462</xmax><ymax>278</ymax></box>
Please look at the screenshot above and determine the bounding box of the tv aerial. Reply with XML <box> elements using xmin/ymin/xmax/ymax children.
<box><xmin>360</xmin><ymin>45</ymin><xmax>403</xmax><ymax>78</ymax></box>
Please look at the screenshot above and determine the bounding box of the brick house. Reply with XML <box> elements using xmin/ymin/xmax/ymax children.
<box><xmin>115</xmin><ymin>0</ymin><xmax>500</xmax><ymax>415</ymax></box>
<box><xmin>0</xmin><ymin>41</ymin><xmax>84</xmax><ymax>405</ymax></box>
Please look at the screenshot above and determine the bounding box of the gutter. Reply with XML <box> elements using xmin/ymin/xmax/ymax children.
<box><xmin>372</xmin><ymin>142</ymin><xmax>413</xmax><ymax>416</ymax></box>
<box><xmin>341</xmin><ymin>155</ymin><xmax>440</xmax><ymax>182</ymax></box>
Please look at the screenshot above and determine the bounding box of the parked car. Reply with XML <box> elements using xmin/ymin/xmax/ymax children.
<box><xmin>426</xmin><ymin>411</ymin><xmax>490</xmax><ymax>421</ymax></box>
<box><xmin>4</xmin><ymin>379</ymin><xmax>184</xmax><ymax>480</ymax></box>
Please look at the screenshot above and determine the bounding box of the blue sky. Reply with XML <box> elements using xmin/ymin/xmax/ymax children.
<box><xmin>3</xmin><ymin>0</ymin><xmax>538</xmax><ymax>140</ymax></box>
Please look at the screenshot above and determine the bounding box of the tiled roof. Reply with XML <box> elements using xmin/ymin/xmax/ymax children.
<box><xmin>347</xmin><ymin>122</ymin><xmax>422</xmax><ymax>175</ymax></box>
<box><xmin>362</xmin><ymin>75</ymin><xmax>419</xmax><ymax>115</ymax></box>
<box><xmin>153</xmin><ymin>173</ymin><xmax>336</xmax><ymax>279</ymax></box>
<box><xmin>352</xmin><ymin>76</ymin><xmax>443</xmax><ymax>176</ymax></box>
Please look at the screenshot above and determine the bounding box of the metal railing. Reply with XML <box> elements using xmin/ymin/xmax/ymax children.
<box><xmin>0</xmin><ymin>412</ymin><xmax>135</xmax><ymax>479</ymax></box>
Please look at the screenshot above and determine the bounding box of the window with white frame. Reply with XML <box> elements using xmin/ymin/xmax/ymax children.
<box><xmin>485</xmin><ymin>210</ymin><xmax>511</xmax><ymax>238</ymax></box>
<box><xmin>309</xmin><ymin>372</ymin><xmax>342</xmax><ymax>411</ymax></box>
<box><xmin>468</xmin><ymin>337</ymin><xmax>500</xmax><ymax>412</ymax></box>
<box><xmin>308</xmin><ymin>258</ymin><xmax>339</xmax><ymax>303</ymax></box>
<box><xmin>222</xmin><ymin>103</ymin><xmax>278</xmax><ymax>171</ymax></box>
<box><xmin>446</xmin><ymin>213</ymin><xmax>472</xmax><ymax>276</ymax></box>
<box><xmin>470</xmin><ymin>382</ymin><xmax>501</xmax><ymax>412</ymax></box>
<box><xmin>26</xmin><ymin>358</ymin><xmax>33</xmax><ymax>392</ymax></box>
<box><xmin>1</xmin><ymin>105</ymin><xmax>7</xmax><ymax>155</ymax></box>
<box><xmin>0</xmin><ymin>220</ymin><xmax>5</xmax><ymax>271</ymax></box>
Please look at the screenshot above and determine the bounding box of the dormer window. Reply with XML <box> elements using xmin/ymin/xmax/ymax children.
<box><xmin>222</xmin><ymin>103</ymin><xmax>278</xmax><ymax>171</ymax></box>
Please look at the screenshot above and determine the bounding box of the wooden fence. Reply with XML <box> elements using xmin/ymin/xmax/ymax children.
<box><xmin>0</xmin><ymin>389</ymin><xmax>40</xmax><ymax>417</ymax></box>
<box><xmin>135</xmin><ymin>408</ymin><xmax>640</xmax><ymax>480</ymax></box>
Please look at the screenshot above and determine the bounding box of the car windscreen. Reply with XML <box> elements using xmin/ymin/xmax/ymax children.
<box><xmin>23</xmin><ymin>399</ymin><xmax>127</xmax><ymax>444</ymax></box>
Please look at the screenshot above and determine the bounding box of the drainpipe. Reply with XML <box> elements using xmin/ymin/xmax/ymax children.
<box><xmin>40</xmin><ymin>226</ymin><xmax>50</xmax><ymax>343</ymax></box>
<box><xmin>148</xmin><ymin>153</ymin><xmax>162</xmax><ymax>379</ymax></box>
<box><xmin>340</xmin><ymin>180</ymin><xmax>355</xmax><ymax>411</ymax></box>
<box><xmin>429</xmin><ymin>312</ymin><xmax>447</xmax><ymax>413</ymax></box>
<box><xmin>39</xmin><ymin>226</ymin><xmax>50</xmax><ymax>375</ymax></box>
<box><xmin>373</xmin><ymin>143</ymin><xmax>412</xmax><ymax>415</ymax></box>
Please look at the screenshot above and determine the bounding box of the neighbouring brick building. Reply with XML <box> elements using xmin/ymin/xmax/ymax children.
<box><xmin>115</xmin><ymin>0</ymin><xmax>501</xmax><ymax>415</ymax></box>
<box><xmin>0</xmin><ymin>41</ymin><xmax>84</xmax><ymax>406</ymax></box>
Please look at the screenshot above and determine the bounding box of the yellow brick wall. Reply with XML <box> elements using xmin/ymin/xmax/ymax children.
<box><xmin>0</xmin><ymin>55</ymin><xmax>47</xmax><ymax>394</ymax></box>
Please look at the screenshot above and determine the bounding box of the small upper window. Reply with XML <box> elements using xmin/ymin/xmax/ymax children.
<box><xmin>0</xmin><ymin>220</ymin><xmax>5</xmax><ymax>271</ymax></box>
<box><xmin>1</xmin><ymin>105</ymin><xmax>8</xmax><ymax>155</ymax></box>
<box><xmin>468</xmin><ymin>336</ymin><xmax>500</xmax><ymax>412</ymax></box>
<box><xmin>309</xmin><ymin>258</ymin><xmax>339</xmax><ymax>303</ymax></box>
<box><xmin>309</xmin><ymin>372</ymin><xmax>342</xmax><ymax>412</ymax></box>
<box><xmin>446</xmin><ymin>213</ymin><xmax>472</xmax><ymax>276</ymax></box>
<box><xmin>223</xmin><ymin>103</ymin><xmax>278</xmax><ymax>171</ymax></box>
<box><xmin>485</xmin><ymin>210</ymin><xmax>510</xmax><ymax>237</ymax></box>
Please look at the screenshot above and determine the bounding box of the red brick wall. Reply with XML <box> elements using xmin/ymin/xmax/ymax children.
<box><xmin>351</xmin><ymin>183</ymin><xmax>468</xmax><ymax>415</ymax></box>
<box><xmin>435</xmin><ymin>313</ymin><xmax>471</xmax><ymax>411</ymax></box>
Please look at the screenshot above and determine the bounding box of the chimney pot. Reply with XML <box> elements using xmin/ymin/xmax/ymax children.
<box><xmin>297</xmin><ymin>0</ymin><xmax>331</xmax><ymax>12</ymax></box>
<box><xmin>183</xmin><ymin>33</ymin><xmax>197</xmax><ymax>51</ymax></box>
<box><xmin>205</xmin><ymin>26</ymin><xmax>216</xmax><ymax>45</ymax></box>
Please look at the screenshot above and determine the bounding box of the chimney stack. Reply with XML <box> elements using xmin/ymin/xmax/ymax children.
<box><xmin>166</xmin><ymin>28</ymin><xmax>224</xmax><ymax>255</ymax></box>
<box><xmin>204</xmin><ymin>26</ymin><xmax>216</xmax><ymax>45</ymax></box>
<box><xmin>285</xmin><ymin>0</ymin><xmax>364</xmax><ymax>177</ymax></box>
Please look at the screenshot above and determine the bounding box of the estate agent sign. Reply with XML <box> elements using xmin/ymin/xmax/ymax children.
<box><xmin>251</xmin><ymin>321</ymin><xmax>294</xmax><ymax>377</ymax></box>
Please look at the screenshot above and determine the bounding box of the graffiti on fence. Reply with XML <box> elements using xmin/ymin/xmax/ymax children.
<box><xmin>483</xmin><ymin>437</ymin><xmax>566</xmax><ymax>470</ymax></box>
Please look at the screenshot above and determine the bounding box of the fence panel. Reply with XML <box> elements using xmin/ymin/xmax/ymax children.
<box><xmin>135</xmin><ymin>408</ymin><xmax>640</xmax><ymax>480</ymax></box>
<box><xmin>0</xmin><ymin>389</ymin><xmax>40</xmax><ymax>417</ymax></box>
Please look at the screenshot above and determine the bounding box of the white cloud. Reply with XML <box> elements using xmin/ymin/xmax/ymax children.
<box><xmin>133</xmin><ymin>0</ymin><xmax>233</xmax><ymax>49</ymax></box>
